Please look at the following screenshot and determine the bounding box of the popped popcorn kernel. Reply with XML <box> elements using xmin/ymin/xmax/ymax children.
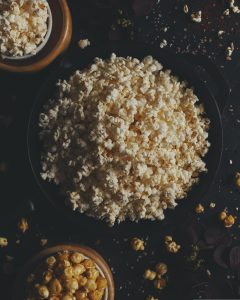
<box><xmin>131</xmin><ymin>237</ymin><xmax>145</xmax><ymax>251</ymax></box>
<box><xmin>195</xmin><ymin>204</ymin><xmax>205</xmax><ymax>214</ymax></box>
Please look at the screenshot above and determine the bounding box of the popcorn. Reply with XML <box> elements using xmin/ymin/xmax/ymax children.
<box><xmin>0</xmin><ymin>0</ymin><xmax>49</xmax><ymax>57</ymax></box>
<box><xmin>78</xmin><ymin>39</ymin><xmax>91</xmax><ymax>49</ymax></box>
<box><xmin>39</xmin><ymin>54</ymin><xmax>210</xmax><ymax>226</ymax></box>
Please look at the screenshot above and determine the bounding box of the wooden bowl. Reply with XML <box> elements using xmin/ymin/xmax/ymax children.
<box><xmin>12</xmin><ymin>244</ymin><xmax>115</xmax><ymax>300</ymax></box>
<box><xmin>0</xmin><ymin>0</ymin><xmax>72</xmax><ymax>73</ymax></box>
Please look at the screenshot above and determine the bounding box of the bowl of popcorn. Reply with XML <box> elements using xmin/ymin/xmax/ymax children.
<box><xmin>28</xmin><ymin>42</ymin><xmax>223</xmax><ymax>227</ymax></box>
<box><xmin>13</xmin><ymin>245</ymin><xmax>115</xmax><ymax>300</ymax></box>
<box><xmin>0</xmin><ymin>0</ymin><xmax>52</xmax><ymax>60</ymax></box>
<box><xmin>0</xmin><ymin>0</ymin><xmax>72</xmax><ymax>73</ymax></box>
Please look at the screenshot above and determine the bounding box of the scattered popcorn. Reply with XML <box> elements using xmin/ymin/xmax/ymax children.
<box><xmin>219</xmin><ymin>211</ymin><xmax>235</xmax><ymax>228</ymax></box>
<box><xmin>143</xmin><ymin>269</ymin><xmax>157</xmax><ymax>281</ymax></box>
<box><xmin>224</xmin><ymin>214</ymin><xmax>235</xmax><ymax>228</ymax></box>
<box><xmin>226</xmin><ymin>43</ymin><xmax>234</xmax><ymax>60</ymax></box>
<box><xmin>217</xmin><ymin>30</ymin><xmax>225</xmax><ymax>37</ymax></box>
<box><xmin>195</xmin><ymin>203</ymin><xmax>205</xmax><ymax>214</ymax></box>
<box><xmin>219</xmin><ymin>211</ymin><xmax>227</xmax><ymax>221</ymax></box>
<box><xmin>147</xmin><ymin>296</ymin><xmax>158</xmax><ymax>300</ymax></box>
<box><xmin>191</xmin><ymin>11</ymin><xmax>202</xmax><ymax>23</ymax></box>
<box><xmin>159</xmin><ymin>39</ymin><xmax>167</xmax><ymax>48</ymax></box>
<box><xmin>39</xmin><ymin>54</ymin><xmax>210</xmax><ymax>226</ymax></box>
<box><xmin>209</xmin><ymin>202</ymin><xmax>216</xmax><ymax>209</ymax></box>
<box><xmin>183</xmin><ymin>4</ymin><xmax>189</xmax><ymax>14</ymax></box>
<box><xmin>223</xmin><ymin>8</ymin><xmax>230</xmax><ymax>15</ymax></box>
<box><xmin>235</xmin><ymin>172</ymin><xmax>240</xmax><ymax>187</ymax></box>
<box><xmin>155</xmin><ymin>262</ymin><xmax>167</xmax><ymax>276</ymax></box>
<box><xmin>40</xmin><ymin>239</ymin><xmax>48</xmax><ymax>247</ymax></box>
<box><xmin>78</xmin><ymin>38</ymin><xmax>91</xmax><ymax>49</ymax></box>
<box><xmin>18</xmin><ymin>217</ymin><xmax>29</xmax><ymax>233</ymax></box>
<box><xmin>0</xmin><ymin>0</ymin><xmax>49</xmax><ymax>57</ymax></box>
<box><xmin>131</xmin><ymin>238</ymin><xmax>145</xmax><ymax>251</ymax></box>
<box><xmin>0</xmin><ymin>237</ymin><xmax>8</xmax><ymax>247</ymax></box>
<box><xmin>154</xmin><ymin>278</ymin><xmax>167</xmax><ymax>290</ymax></box>
<box><xmin>164</xmin><ymin>236</ymin><xmax>181</xmax><ymax>253</ymax></box>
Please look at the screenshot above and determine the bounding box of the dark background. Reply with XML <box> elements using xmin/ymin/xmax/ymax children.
<box><xmin>1</xmin><ymin>0</ymin><xmax>240</xmax><ymax>299</ymax></box>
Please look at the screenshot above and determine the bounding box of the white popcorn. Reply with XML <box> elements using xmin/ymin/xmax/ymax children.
<box><xmin>39</xmin><ymin>54</ymin><xmax>210</xmax><ymax>226</ymax></box>
<box><xmin>0</xmin><ymin>0</ymin><xmax>49</xmax><ymax>57</ymax></box>
<box><xmin>78</xmin><ymin>39</ymin><xmax>90</xmax><ymax>49</ymax></box>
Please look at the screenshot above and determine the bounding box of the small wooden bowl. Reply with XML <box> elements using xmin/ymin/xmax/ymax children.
<box><xmin>0</xmin><ymin>0</ymin><xmax>72</xmax><ymax>73</ymax></box>
<box><xmin>12</xmin><ymin>244</ymin><xmax>115</xmax><ymax>300</ymax></box>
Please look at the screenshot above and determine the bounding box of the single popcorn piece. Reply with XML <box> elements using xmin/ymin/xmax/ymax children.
<box><xmin>160</xmin><ymin>39</ymin><xmax>167</xmax><ymax>48</ymax></box>
<box><xmin>155</xmin><ymin>262</ymin><xmax>167</xmax><ymax>276</ymax></box>
<box><xmin>235</xmin><ymin>172</ymin><xmax>240</xmax><ymax>187</ymax></box>
<box><xmin>78</xmin><ymin>39</ymin><xmax>91</xmax><ymax>49</ymax></box>
<box><xmin>224</xmin><ymin>215</ymin><xmax>235</xmax><ymax>228</ymax></box>
<box><xmin>0</xmin><ymin>0</ymin><xmax>49</xmax><ymax>57</ymax></box>
<box><xmin>191</xmin><ymin>11</ymin><xmax>202</xmax><ymax>23</ymax></box>
<box><xmin>209</xmin><ymin>202</ymin><xmax>216</xmax><ymax>209</ymax></box>
<box><xmin>226</xmin><ymin>42</ymin><xmax>234</xmax><ymax>60</ymax></box>
<box><xmin>39</xmin><ymin>54</ymin><xmax>210</xmax><ymax>226</ymax></box>
<box><xmin>165</xmin><ymin>236</ymin><xmax>181</xmax><ymax>253</ymax></box>
<box><xmin>195</xmin><ymin>203</ymin><xmax>205</xmax><ymax>214</ymax></box>
<box><xmin>154</xmin><ymin>278</ymin><xmax>167</xmax><ymax>290</ymax></box>
<box><xmin>143</xmin><ymin>269</ymin><xmax>157</xmax><ymax>280</ymax></box>
<box><xmin>183</xmin><ymin>4</ymin><xmax>189</xmax><ymax>14</ymax></box>
<box><xmin>0</xmin><ymin>237</ymin><xmax>8</xmax><ymax>247</ymax></box>
<box><xmin>18</xmin><ymin>217</ymin><xmax>29</xmax><ymax>233</ymax></box>
<box><xmin>131</xmin><ymin>237</ymin><xmax>145</xmax><ymax>251</ymax></box>
<box><xmin>219</xmin><ymin>210</ymin><xmax>235</xmax><ymax>228</ymax></box>
<box><xmin>147</xmin><ymin>296</ymin><xmax>158</xmax><ymax>300</ymax></box>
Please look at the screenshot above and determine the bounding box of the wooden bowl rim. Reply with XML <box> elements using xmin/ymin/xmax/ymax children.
<box><xmin>0</xmin><ymin>0</ymin><xmax>72</xmax><ymax>73</ymax></box>
<box><xmin>12</xmin><ymin>244</ymin><xmax>115</xmax><ymax>300</ymax></box>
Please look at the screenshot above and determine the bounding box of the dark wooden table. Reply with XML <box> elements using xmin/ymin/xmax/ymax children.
<box><xmin>1</xmin><ymin>1</ymin><xmax>240</xmax><ymax>299</ymax></box>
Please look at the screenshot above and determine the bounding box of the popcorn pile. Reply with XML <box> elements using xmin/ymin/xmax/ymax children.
<box><xmin>0</xmin><ymin>0</ymin><xmax>49</xmax><ymax>57</ymax></box>
<box><xmin>39</xmin><ymin>54</ymin><xmax>210</xmax><ymax>226</ymax></box>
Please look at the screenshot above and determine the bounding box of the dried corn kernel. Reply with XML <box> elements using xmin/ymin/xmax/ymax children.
<box><xmin>143</xmin><ymin>269</ymin><xmax>156</xmax><ymax>280</ymax></box>
<box><xmin>131</xmin><ymin>237</ymin><xmax>145</xmax><ymax>251</ymax></box>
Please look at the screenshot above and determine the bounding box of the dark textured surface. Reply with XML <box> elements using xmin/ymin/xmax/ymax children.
<box><xmin>1</xmin><ymin>1</ymin><xmax>240</xmax><ymax>299</ymax></box>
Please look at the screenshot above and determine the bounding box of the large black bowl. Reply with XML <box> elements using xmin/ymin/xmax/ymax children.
<box><xmin>27</xmin><ymin>42</ymin><xmax>223</xmax><ymax>231</ymax></box>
